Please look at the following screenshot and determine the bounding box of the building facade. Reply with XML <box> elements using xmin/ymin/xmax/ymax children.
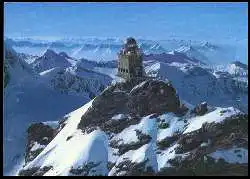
<box><xmin>117</xmin><ymin>37</ymin><xmax>144</xmax><ymax>80</ymax></box>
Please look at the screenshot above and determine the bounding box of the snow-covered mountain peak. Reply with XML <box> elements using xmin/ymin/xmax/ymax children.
<box><xmin>226</xmin><ymin>61</ymin><xmax>248</xmax><ymax>77</ymax></box>
<box><xmin>31</xmin><ymin>49</ymin><xmax>72</xmax><ymax>73</ymax></box>
<box><xmin>58</xmin><ymin>52</ymin><xmax>70</xmax><ymax>58</ymax></box>
<box><xmin>230</xmin><ymin>61</ymin><xmax>248</xmax><ymax>70</ymax></box>
<box><xmin>18</xmin><ymin>79</ymin><xmax>248</xmax><ymax>176</ymax></box>
<box><xmin>143</xmin><ymin>50</ymin><xmax>204</xmax><ymax>66</ymax></box>
<box><xmin>200</xmin><ymin>41</ymin><xmax>219</xmax><ymax>50</ymax></box>
<box><xmin>175</xmin><ymin>45</ymin><xmax>193</xmax><ymax>53</ymax></box>
<box><xmin>43</xmin><ymin>49</ymin><xmax>58</xmax><ymax>58</ymax></box>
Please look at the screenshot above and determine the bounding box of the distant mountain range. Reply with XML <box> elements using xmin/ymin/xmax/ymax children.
<box><xmin>5</xmin><ymin>37</ymin><xmax>247</xmax><ymax>65</ymax></box>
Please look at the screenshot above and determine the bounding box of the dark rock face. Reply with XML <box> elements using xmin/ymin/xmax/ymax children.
<box><xmin>177</xmin><ymin>114</ymin><xmax>248</xmax><ymax>154</ymax></box>
<box><xmin>155</xmin><ymin>113</ymin><xmax>248</xmax><ymax>176</ymax></box>
<box><xmin>175</xmin><ymin>103</ymin><xmax>189</xmax><ymax>116</ymax></box>
<box><xmin>27</xmin><ymin>123</ymin><xmax>55</xmax><ymax>145</ymax></box>
<box><xmin>112</xmin><ymin>159</ymin><xmax>155</xmax><ymax>176</ymax></box>
<box><xmin>25</xmin><ymin>123</ymin><xmax>56</xmax><ymax>163</ymax></box>
<box><xmin>157</xmin><ymin>134</ymin><xmax>180</xmax><ymax>150</ymax></box>
<box><xmin>110</xmin><ymin>129</ymin><xmax>152</xmax><ymax>155</ymax></box>
<box><xmin>191</xmin><ymin>102</ymin><xmax>208</xmax><ymax>116</ymax></box>
<box><xmin>69</xmin><ymin>162</ymin><xmax>101</xmax><ymax>176</ymax></box>
<box><xmin>56</xmin><ymin>115</ymin><xmax>69</xmax><ymax>134</ymax></box>
<box><xmin>100</xmin><ymin>116</ymin><xmax>141</xmax><ymax>134</ymax></box>
<box><xmin>4</xmin><ymin>62</ymin><xmax>10</xmax><ymax>88</ymax></box>
<box><xmin>18</xmin><ymin>167</ymin><xmax>40</xmax><ymax>176</ymax></box>
<box><xmin>19</xmin><ymin>166</ymin><xmax>53</xmax><ymax>176</ymax></box>
<box><xmin>170</xmin><ymin>114</ymin><xmax>248</xmax><ymax>176</ymax></box>
<box><xmin>158</xmin><ymin>156</ymin><xmax>248</xmax><ymax>176</ymax></box>
<box><xmin>78</xmin><ymin>79</ymin><xmax>181</xmax><ymax>133</ymax></box>
<box><xmin>128</xmin><ymin>80</ymin><xmax>180</xmax><ymax>116</ymax></box>
<box><xmin>78</xmin><ymin>90</ymin><xmax>129</xmax><ymax>132</ymax></box>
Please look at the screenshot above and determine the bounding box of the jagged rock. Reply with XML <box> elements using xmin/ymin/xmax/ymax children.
<box><xmin>27</xmin><ymin>123</ymin><xmax>55</xmax><ymax>145</ymax></box>
<box><xmin>110</xmin><ymin>130</ymin><xmax>152</xmax><ymax>155</ymax></box>
<box><xmin>19</xmin><ymin>166</ymin><xmax>53</xmax><ymax>176</ymax></box>
<box><xmin>78</xmin><ymin>90</ymin><xmax>129</xmax><ymax>131</ymax></box>
<box><xmin>18</xmin><ymin>167</ymin><xmax>40</xmax><ymax>176</ymax></box>
<box><xmin>175</xmin><ymin>103</ymin><xmax>189</xmax><ymax>116</ymax></box>
<box><xmin>128</xmin><ymin>80</ymin><xmax>180</xmax><ymax>116</ymax></box>
<box><xmin>56</xmin><ymin>116</ymin><xmax>69</xmax><ymax>134</ymax></box>
<box><xmin>111</xmin><ymin>159</ymin><xmax>155</xmax><ymax>176</ymax></box>
<box><xmin>78</xmin><ymin>79</ymin><xmax>180</xmax><ymax>132</ymax></box>
<box><xmin>176</xmin><ymin>113</ymin><xmax>248</xmax><ymax>157</ymax></box>
<box><xmin>157</xmin><ymin>134</ymin><xmax>180</xmax><ymax>150</ymax></box>
<box><xmin>107</xmin><ymin>162</ymin><xmax>116</xmax><ymax>171</ymax></box>
<box><xmin>114</xmin><ymin>78</ymin><xmax>146</xmax><ymax>92</ymax></box>
<box><xmin>100</xmin><ymin>116</ymin><xmax>141</xmax><ymax>134</ymax></box>
<box><xmin>4</xmin><ymin>62</ymin><xmax>10</xmax><ymax>88</ymax></box>
<box><xmin>158</xmin><ymin>156</ymin><xmax>248</xmax><ymax>176</ymax></box>
<box><xmin>191</xmin><ymin>102</ymin><xmax>208</xmax><ymax>116</ymax></box>
<box><xmin>69</xmin><ymin>162</ymin><xmax>101</xmax><ymax>176</ymax></box>
<box><xmin>25</xmin><ymin>123</ymin><xmax>56</xmax><ymax>163</ymax></box>
<box><xmin>32</xmin><ymin>166</ymin><xmax>53</xmax><ymax>176</ymax></box>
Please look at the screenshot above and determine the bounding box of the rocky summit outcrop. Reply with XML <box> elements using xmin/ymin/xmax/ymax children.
<box><xmin>19</xmin><ymin>79</ymin><xmax>248</xmax><ymax>176</ymax></box>
<box><xmin>25</xmin><ymin>123</ymin><xmax>56</xmax><ymax>163</ymax></box>
<box><xmin>191</xmin><ymin>102</ymin><xmax>208</xmax><ymax>116</ymax></box>
<box><xmin>128</xmin><ymin>80</ymin><xmax>180</xmax><ymax>116</ymax></box>
<box><xmin>78</xmin><ymin>79</ymin><xmax>181</xmax><ymax>133</ymax></box>
<box><xmin>158</xmin><ymin>113</ymin><xmax>248</xmax><ymax>176</ymax></box>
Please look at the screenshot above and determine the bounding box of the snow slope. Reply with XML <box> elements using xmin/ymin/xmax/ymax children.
<box><xmin>22</xmin><ymin>100</ymin><xmax>109</xmax><ymax>176</ymax></box>
<box><xmin>3</xmin><ymin>45</ymin><xmax>90</xmax><ymax>176</ymax></box>
<box><xmin>18</xmin><ymin>101</ymin><xmax>245</xmax><ymax>176</ymax></box>
<box><xmin>3</xmin><ymin>46</ymin><xmax>116</xmax><ymax>175</ymax></box>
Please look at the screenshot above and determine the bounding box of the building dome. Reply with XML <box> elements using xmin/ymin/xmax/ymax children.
<box><xmin>126</xmin><ymin>37</ymin><xmax>137</xmax><ymax>45</ymax></box>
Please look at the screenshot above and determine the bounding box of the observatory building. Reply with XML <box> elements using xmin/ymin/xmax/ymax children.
<box><xmin>117</xmin><ymin>37</ymin><xmax>144</xmax><ymax>80</ymax></box>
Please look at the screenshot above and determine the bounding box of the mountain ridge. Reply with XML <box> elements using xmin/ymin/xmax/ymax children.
<box><xmin>6</xmin><ymin>37</ymin><xmax>247</xmax><ymax>65</ymax></box>
<box><xmin>18</xmin><ymin>79</ymin><xmax>248</xmax><ymax>176</ymax></box>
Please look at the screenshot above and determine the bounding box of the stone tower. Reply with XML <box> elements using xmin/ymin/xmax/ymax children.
<box><xmin>117</xmin><ymin>37</ymin><xmax>144</xmax><ymax>80</ymax></box>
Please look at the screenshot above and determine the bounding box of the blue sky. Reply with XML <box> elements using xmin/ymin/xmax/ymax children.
<box><xmin>4</xmin><ymin>2</ymin><xmax>248</xmax><ymax>41</ymax></box>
